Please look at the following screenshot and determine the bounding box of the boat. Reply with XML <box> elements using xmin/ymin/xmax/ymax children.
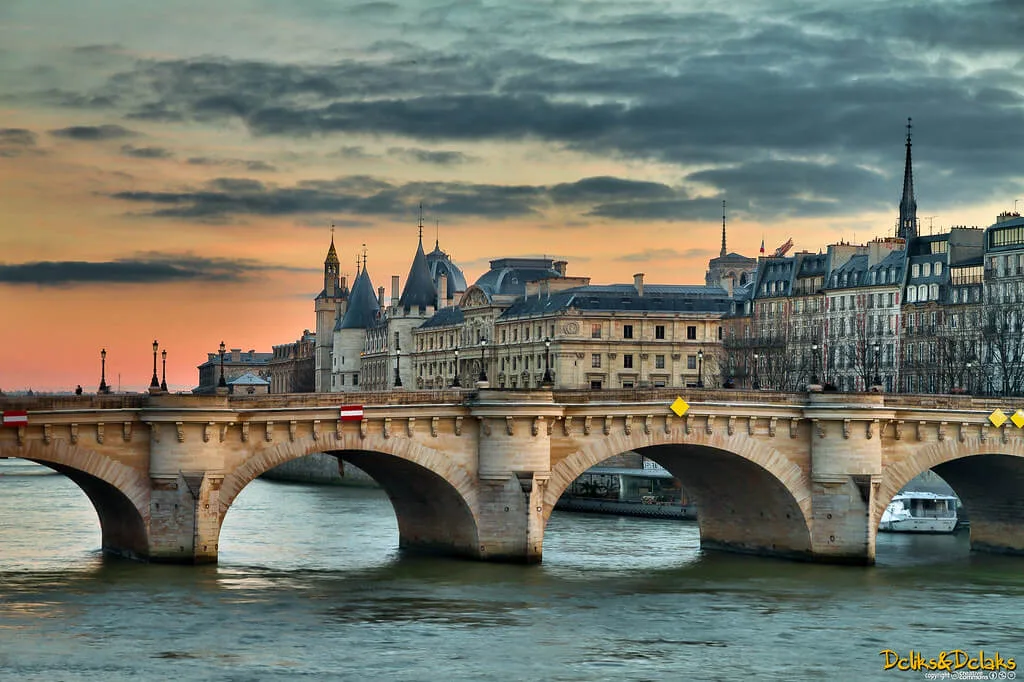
<box><xmin>879</xmin><ymin>492</ymin><xmax>959</xmax><ymax>533</ymax></box>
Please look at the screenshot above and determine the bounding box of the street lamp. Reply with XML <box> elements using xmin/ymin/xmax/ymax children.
<box><xmin>478</xmin><ymin>338</ymin><xmax>488</xmax><ymax>383</ymax></box>
<box><xmin>696</xmin><ymin>349</ymin><xmax>704</xmax><ymax>388</ymax></box>
<box><xmin>218</xmin><ymin>341</ymin><xmax>227</xmax><ymax>388</ymax></box>
<box><xmin>98</xmin><ymin>348</ymin><xmax>109</xmax><ymax>394</ymax></box>
<box><xmin>542</xmin><ymin>337</ymin><xmax>553</xmax><ymax>386</ymax></box>
<box><xmin>966</xmin><ymin>361</ymin><xmax>973</xmax><ymax>394</ymax></box>
<box><xmin>872</xmin><ymin>343</ymin><xmax>881</xmax><ymax>387</ymax></box>
<box><xmin>394</xmin><ymin>346</ymin><xmax>403</xmax><ymax>388</ymax></box>
<box><xmin>752</xmin><ymin>353</ymin><xmax>760</xmax><ymax>390</ymax></box>
<box><xmin>160</xmin><ymin>349</ymin><xmax>168</xmax><ymax>392</ymax></box>
<box><xmin>452</xmin><ymin>347</ymin><xmax>460</xmax><ymax>388</ymax></box>
<box><xmin>811</xmin><ymin>343</ymin><xmax>819</xmax><ymax>384</ymax></box>
<box><xmin>149</xmin><ymin>340</ymin><xmax>160</xmax><ymax>390</ymax></box>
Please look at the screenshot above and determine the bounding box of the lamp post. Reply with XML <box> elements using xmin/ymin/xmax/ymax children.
<box><xmin>160</xmin><ymin>349</ymin><xmax>168</xmax><ymax>392</ymax></box>
<box><xmin>394</xmin><ymin>346</ymin><xmax>403</xmax><ymax>388</ymax></box>
<box><xmin>478</xmin><ymin>338</ymin><xmax>488</xmax><ymax>383</ymax></box>
<box><xmin>966</xmin><ymin>361</ymin><xmax>973</xmax><ymax>394</ymax></box>
<box><xmin>452</xmin><ymin>347</ymin><xmax>460</xmax><ymax>388</ymax></box>
<box><xmin>752</xmin><ymin>353</ymin><xmax>760</xmax><ymax>390</ymax></box>
<box><xmin>811</xmin><ymin>343</ymin><xmax>819</xmax><ymax>384</ymax></box>
<box><xmin>542</xmin><ymin>337</ymin><xmax>553</xmax><ymax>386</ymax></box>
<box><xmin>98</xmin><ymin>348</ymin><xmax>109</xmax><ymax>394</ymax></box>
<box><xmin>218</xmin><ymin>341</ymin><xmax>227</xmax><ymax>389</ymax></box>
<box><xmin>872</xmin><ymin>343</ymin><xmax>881</xmax><ymax>388</ymax></box>
<box><xmin>696</xmin><ymin>349</ymin><xmax>704</xmax><ymax>388</ymax></box>
<box><xmin>149</xmin><ymin>340</ymin><xmax>160</xmax><ymax>391</ymax></box>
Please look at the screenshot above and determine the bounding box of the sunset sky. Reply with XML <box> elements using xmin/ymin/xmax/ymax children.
<box><xmin>1</xmin><ymin>0</ymin><xmax>1022</xmax><ymax>392</ymax></box>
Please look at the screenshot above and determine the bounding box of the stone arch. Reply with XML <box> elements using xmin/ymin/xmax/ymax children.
<box><xmin>878</xmin><ymin>436</ymin><xmax>1024</xmax><ymax>555</ymax></box>
<box><xmin>0</xmin><ymin>440</ymin><xmax>150</xmax><ymax>559</ymax></box>
<box><xmin>219</xmin><ymin>431</ymin><xmax>481</xmax><ymax>559</ymax></box>
<box><xmin>547</xmin><ymin>429</ymin><xmax>812</xmax><ymax>559</ymax></box>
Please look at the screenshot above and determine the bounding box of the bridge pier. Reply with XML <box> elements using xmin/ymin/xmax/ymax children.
<box><xmin>148</xmin><ymin>472</ymin><xmax>222</xmax><ymax>563</ymax></box>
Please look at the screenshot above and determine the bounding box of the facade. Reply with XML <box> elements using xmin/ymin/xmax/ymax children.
<box><xmin>269</xmin><ymin>330</ymin><xmax>316</xmax><ymax>394</ymax></box>
<box><xmin>331</xmin><ymin>259</ymin><xmax>380</xmax><ymax>391</ymax></box>
<box><xmin>314</xmin><ymin>237</ymin><xmax>348</xmax><ymax>392</ymax></box>
<box><xmin>981</xmin><ymin>212</ymin><xmax>1024</xmax><ymax>395</ymax></box>
<box><xmin>194</xmin><ymin>348</ymin><xmax>272</xmax><ymax>394</ymax></box>
<box><xmin>705</xmin><ymin>205</ymin><xmax>758</xmax><ymax>292</ymax></box>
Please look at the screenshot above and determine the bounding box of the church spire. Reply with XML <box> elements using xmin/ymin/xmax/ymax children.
<box><xmin>898</xmin><ymin>117</ymin><xmax>918</xmax><ymax>241</ymax></box>
<box><xmin>720</xmin><ymin>200</ymin><xmax>727</xmax><ymax>258</ymax></box>
<box><xmin>323</xmin><ymin>225</ymin><xmax>340</xmax><ymax>297</ymax></box>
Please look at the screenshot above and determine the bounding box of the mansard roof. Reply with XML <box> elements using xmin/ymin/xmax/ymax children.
<box><xmin>419</xmin><ymin>305</ymin><xmax>465</xmax><ymax>330</ymax></box>
<box><xmin>426</xmin><ymin>240</ymin><xmax>468</xmax><ymax>299</ymax></box>
<box><xmin>398</xmin><ymin>237</ymin><xmax>438</xmax><ymax>308</ymax></box>
<box><xmin>337</xmin><ymin>267</ymin><xmax>380</xmax><ymax>330</ymax></box>
<box><xmin>498</xmin><ymin>284</ymin><xmax>731</xmax><ymax>319</ymax></box>
<box><xmin>472</xmin><ymin>257</ymin><xmax>563</xmax><ymax>298</ymax></box>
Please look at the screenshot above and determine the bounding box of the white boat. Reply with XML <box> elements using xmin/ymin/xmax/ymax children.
<box><xmin>879</xmin><ymin>492</ymin><xmax>958</xmax><ymax>533</ymax></box>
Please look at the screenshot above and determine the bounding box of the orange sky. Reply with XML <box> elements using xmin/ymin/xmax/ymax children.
<box><xmin>1</xmin><ymin>1</ymin><xmax>1021</xmax><ymax>392</ymax></box>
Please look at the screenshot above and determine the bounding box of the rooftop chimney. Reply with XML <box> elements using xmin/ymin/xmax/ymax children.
<box><xmin>633</xmin><ymin>273</ymin><xmax>645</xmax><ymax>297</ymax></box>
<box><xmin>391</xmin><ymin>275</ymin><xmax>400</xmax><ymax>307</ymax></box>
<box><xmin>377</xmin><ymin>286</ymin><xmax>385</xmax><ymax>307</ymax></box>
<box><xmin>554</xmin><ymin>260</ymin><xmax>567</xmax><ymax>276</ymax></box>
<box><xmin>438</xmin><ymin>274</ymin><xmax>448</xmax><ymax>308</ymax></box>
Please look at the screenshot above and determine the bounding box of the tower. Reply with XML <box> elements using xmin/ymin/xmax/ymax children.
<box><xmin>720</xmin><ymin>200</ymin><xmax>727</xmax><ymax>258</ymax></box>
<box><xmin>314</xmin><ymin>231</ymin><xmax>345</xmax><ymax>392</ymax></box>
<box><xmin>897</xmin><ymin>117</ymin><xmax>918</xmax><ymax>241</ymax></box>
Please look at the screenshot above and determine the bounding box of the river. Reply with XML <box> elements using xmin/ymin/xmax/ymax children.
<box><xmin>1</xmin><ymin>458</ymin><xmax>1022</xmax><ymax>681</ymax></box>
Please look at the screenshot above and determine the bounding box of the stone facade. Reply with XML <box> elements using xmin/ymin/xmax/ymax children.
<box><xmin>269</xmin><ymin>330</ymin><xmax>315</xmax><ymax>394</ymax></box>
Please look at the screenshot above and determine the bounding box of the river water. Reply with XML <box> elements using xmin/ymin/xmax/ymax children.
<box><xmin>1</xmin><ymin>458</ymin><xmax>1022</xmax><ymax>681</ymax></box>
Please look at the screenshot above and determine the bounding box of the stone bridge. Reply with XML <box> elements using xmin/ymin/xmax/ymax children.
<box><xmin>2</xmin><ymin>389</ymin><xmax>1024</xmax><ymax>566</ymax></box>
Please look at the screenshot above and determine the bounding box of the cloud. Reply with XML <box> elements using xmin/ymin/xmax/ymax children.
<box><xmin>615</xmin><ymin>248</ymin><xmax>716</xmax><ymax>263</ymax></box>
<box><xmin>48</xmin><ymin>124</ymin><xmax>138</xmax><ymax>141</ymax></box>
<box><xmin>328</xmin><ymin>146</ymin><xmax>374</xmax><ymax>159</ymax></box>
<box><xmin>186</xmin><ymin>156</ymin><xmax>276</xmax><ymax>172</ymax></box>
<box><xmin>387</xmin><ymin>147</ymin><xmax>476</xmax><ymax>165</ymax></box>
<box><xmin>0</xmin><ymin>128</ymin><xmax>40</xmax><ymax>157</ymax></box>
<box><xmin>0</xmin><ymin>253</ymin><xmax>315</xmax><ymax>286</ymax></box>
<box><xmin>121</xmin><ymin>144</ymin><xmax>173</xmax><ymax>159</ymax></box>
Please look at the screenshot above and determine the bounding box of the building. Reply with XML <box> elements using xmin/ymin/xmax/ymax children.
<box><xmin>705</xmin><ymin>201</ymin><xmax>758</xmax><ymax>293</ymax></box>
<box><xmin>227</xmin><ymin>372</ymin><xmax>270</xmax><ymax>395</ymax></box>
<box><xmin>194</xmin><ymin>348</ymin><xmax>272</xmax><ymax>394</ymax></box>
<box><xmin>268</xmin><ymin>330</ymin><xmax>316</xmax><ymax>394</ymax></box>
<box><xmin>330</xmin><ymin>257</ymin><xmax>380</xmax><ymax>391</ymax></box>
<box><xmin>980</xmin><ymin>211</ymin><xmax>1024</xmax><ymax>395</ymax></box>
<box><xmin>314</xmin><ymin>235</ymin><xmax>348</xmax><ymax>392</ymax></box>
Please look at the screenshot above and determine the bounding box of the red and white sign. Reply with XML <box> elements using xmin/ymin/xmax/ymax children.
<box><xmin>1</xmin><ymin>411</ymin><xmax>28</xmax><ymax>427</ymax></box>
<box><xmin>339</xmin><ymin>405</ymin><xmax>364</xmax><ymax>421</ymax></box>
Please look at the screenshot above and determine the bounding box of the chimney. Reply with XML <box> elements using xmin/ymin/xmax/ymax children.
<box><xmin>722</xmin><ymin>276</ymin><xmax>734</xmax><ymax>297</ymax></box>
<box><xmin>633</xmin><ymin>272</ymin><xmax>645</xmax><ymax>297</ymax></box>
<box><xmin>377</xmin><ymin>286</ymin><xmax>385</xmax><ymax>307</ymax></box>
<box><xmin>391</xmin><ymin>275</ymin><xmax>400</xmax><ymax>306</ymax></box>
<box><xmin>438</xmin><ymin>274</ymin><xmax>448</xmax><ymax>308</ymax></box>
<box><xmin>554</xmin><ymin>260</ymin><xmax>567</xmax><ymax>276</ymax></box>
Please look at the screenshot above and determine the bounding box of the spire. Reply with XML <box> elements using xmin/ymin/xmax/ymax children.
<box><xmin>435</xmin><ymin>218</ymin><xmax>440</xmax><ymax>251</ymax></box>
<box><xmin>898</xmin><ymin>117</ymin><xmax>918</xmax><ymax>241</ymax></box>
<box><xmin>362</xmin><ymin>243</ymin><xmax>367</xmax><ymax>270</ymax></box>
<box><xmin>338</xmin><ymin>259</ymin><xmax>379</xmax><ymax>330</ymax></box>
<box><xmin>418</xmin><ymin>202</ymin><xmax>424</xmax><ymax>243</ymax></box>
<box><xmin>720</xmin><ymin>200</ymin><xmax>727</xmax><ymax>258</ymax></box>
<box><xmin>399</xmin><ymin>227</ymin><xmax>438</xmax><ymax>309</ymax></box>
<box><xmin>323</xmin><ymin>226</ymin><xmax>340</xmax><ymax>297</ymax></box>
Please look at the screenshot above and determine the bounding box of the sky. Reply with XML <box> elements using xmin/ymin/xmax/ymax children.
<box><xmin>1</xmin><ymin>0</ymin><xmax>1022</xmax><ymax>392</ymax></box>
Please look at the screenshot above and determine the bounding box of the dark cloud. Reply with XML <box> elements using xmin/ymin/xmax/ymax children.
<box><xmin>615</xmin><ymin>248</ymin><xmax>716</xmax><ymax>263</ymax></box>
<box><xmin>121</xmin><ymin>144</ymin><xmax>173</xmax><ymax>159</ymax></box>
<box><xmin>0</xmin><ymin>128</ymin><xmax>39</xmax><ymax>157</ymax></box>
<box><xmin>328</xmin><ymin>146</ymin><xmax>374</xmax><ymax>159</ymax></box>
<box><xmin>49</xmin><ymin>124</ymin><xmax>138</xmax><ymax>141</ymax></box>
<box><xmin>387</xmin><ymin>147</ymin><xmax>476</xmax><ymax>165</ymax></box>
<box><xmin>186</xmin><ymin>156</ymin><xmax>276</xmax><ymax>172</ymax></box>
<box><xmin>0</xmin><ymin>253</ymin><xmax>313</xmax><ymax>286</ymax></box>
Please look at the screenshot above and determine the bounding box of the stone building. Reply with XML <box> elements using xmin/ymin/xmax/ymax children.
<box><xmin>330</xmin><ymin>258</ymin><xmax>380</xmax><ymax>391</ymax></box>
<box><xmin>705</xmin><ymin>203</ymin><xmax>758</xmax><ymax>292</ymax></box>
<box><xmin>269</xmin><ymin>330</ymin><xmax>316</xmax><ymax>394</ymax></box>
<box><xmin>194</xmin><ymin>348</ymin><xmax>272</xmax><ymax>394</ymax></box>
<box><xmin>314</xmin><ymin>236</ymin><xmax>348</xmax><ymax>392</ymax></box>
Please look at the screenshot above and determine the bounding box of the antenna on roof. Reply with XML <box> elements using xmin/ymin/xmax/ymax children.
<box><xmin>720</xmin><ymin>200</ymin><xmax>727</xmax><ymax>258</ymax></box>
<box><xmin>435</xmin><ymin>218</ymin><xmax>440</xmax><ymax>249</ymax></box>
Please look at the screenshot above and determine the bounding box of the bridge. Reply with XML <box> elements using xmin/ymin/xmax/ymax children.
<box><xmin>2</xmin><ymin>389</ymin><xmax>1023</xmax><ymax>566</ymax></box>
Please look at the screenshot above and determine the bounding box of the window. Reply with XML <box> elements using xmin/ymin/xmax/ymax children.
<box><xmin>655</xmin><ymin>354</ymin><xmax>665</xmax><ymax>369</ymax></box>
<box><xmin>655</xmin><ymin>325</ymin><xmax>665</xmax><ymax>339</ymax></box>
<box><xmin>592</xmin><ymin>353</ymin><xmax>601</xmax><ymax>368</ymax></box>
<box><xmin>591</xmin><ymin>324</ymin><xmax>602</xmax><ymax>339</ymax></box>
<box><xmin>353</xmin><ymin>374</ymin><xmax>358</xmax><ymax>385</ymax></box>
<box><xmin>686</xmin><ymin>326</ymin><xmax>697</xmax><ymax>340</ymax></box>
<box><xmin>687</xmin><ymin>355</ymin><xmax>697</xmax><ymax>369</ymax></box>
<box><xmin>590</xmin><ymin>380</ymin><xmax>603</xmax><ymax>389</ymax></box>
<box><xmin>500</xmin><ymin>329</ymin><xmax>506</xmax><ymax>343</ymax></box>
<box><xmin>923</xmin><ymin>263</ymin><xmax>931</xmax><ymax>277</ymax></box>
<box><xmin>623</xmin><ymin>354</ymin><xmax>633</xmax><ymax>369</ymax></box>
<box><xmin>934</xmin><ymin>262</ymin><xmax>942</xmax><ymax>276</ymax></box>
<box><xmin>623</xmin><ymin>324</ymin><xmax>634</xmax><ymax>339</ymax></box>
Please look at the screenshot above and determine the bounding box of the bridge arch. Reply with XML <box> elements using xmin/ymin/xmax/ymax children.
<box><xmin>0</xmin><ymin>440</ymin><xmax>150</xmax><ymax>560</ymax></box>
<box><xmin>219</xmin><ymin>431</ymin><xmax>481</xmax><ymax>559</ymax></box>
<box><xmin>547</xmin><ymin>430</ymin><xmax>813</xmax><ymax>559</ymax></box>
<box><xmin>878</xmin><ymin>436</ymin><xmax>1024</xmax><ymax>555</ymax></box>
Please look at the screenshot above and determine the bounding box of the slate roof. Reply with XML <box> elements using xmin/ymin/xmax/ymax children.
<box><xmin>498</xmin><ymin>284</ymin><xmax>731</xmax><ymax>319</ymax></box>
<box><xmin>398</xmin><ymin>237</ymin><xmax>438</xmax><ymax>308</ymax></box>
<box><xmin>426</xmin><ymin>241</ymin><xmax>468</xmax><ymax>299</ymax></box>
<box><xmin>753</xmin><ymin>256</ymin><xmax>796</xmax><ymax>299</ymax></box>
<box><xmin>473</xmin><ymin>257</ymin><xmax>563</xmax><ymax>298</ymax></box>
<box><xmin>338</xmin><ymin>266</ymin><xmax>380</xmax><ymax>330</ymax></box>
<box><xmin>228</xmin><ymin>372</ymin><xmax>270</xmax><ymax>386</ymax></box>
<box><xmin>419</xmin><ymin>305</ymin><xmax>465</xmax><ymax>330</ymax></box>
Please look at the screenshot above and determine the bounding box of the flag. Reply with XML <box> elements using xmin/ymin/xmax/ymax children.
<box><xmin>1</xmin><ymin>410</ymin><xmax>28</xmax><ymax>427</ymax></box>
<box><xmin>759</xmin><ymin>238</ymin><xmax>765</xmax><ymax>255</ymax></box>
<box><xmin>339</xmin><ymin>405</ymin><xmax>364</xmax><ymax>421</ymax></box>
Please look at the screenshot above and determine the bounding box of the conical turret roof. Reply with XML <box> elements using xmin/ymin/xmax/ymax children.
<box><xmin>337</xmin><ymin>266</ymin><xmax>379</xmax><ymax>330</ymax></box>
<box><xmin>325</xmin><ymin>235</ymin><xmax>340</xmax><ymax>266</ymax></box>
<box><xmin>398</xmin><ymin>235</ymin><xmax>438</xmax><ymax>308</ymax></box>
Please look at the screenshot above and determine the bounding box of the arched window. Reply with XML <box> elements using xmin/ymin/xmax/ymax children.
<box><xmin>918</xmin><ymin>284</ymin><xmax>927</xmax><ymax>300</ymax></box>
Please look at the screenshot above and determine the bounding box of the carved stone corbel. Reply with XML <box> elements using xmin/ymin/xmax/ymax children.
<box><xmin>70</xmin><ymin>423</ymin><xmax>79</xmax><ymax>444</ymax></box>
<box><xmin>478</xmin><ymin>417</ymin><xmax>491</xmax><ymax>437</ymax></box>
<box><xmin>918</xmin><ymin>421</ymin><xmax>927</xmax><ymax>441</ymax></box>
<box><xmin>123</xmin><ymin>422</ymin><xmax>132</xmax><ymax>442</ymax></box>
<box><xmin>431</xmin><ymin>416</ymin><xmax>439</xmax><ymax>438</ymax></box>
<box><xmin>842</xmin><ymin>419</ymin><xmax>851</xmax><ymax>440</ymax></box>
<box><xmin>894</xmin><ymin>420</ymin><xmax>904</xmax><ymax>441</ymax></box>
<box><xmin>312</xmin><ymin>420</ymin><xmax>320</xmax><ymax>441</ymax></box>
<box><xmin>769</xmin><ymin>417</ymin><xmax>778</xmax><ymax>438</ymax></box>
<box><xmin>359</xmin><ymin>418</ymin><xmax>368</xmax><ymax>438</ymax></box>
<box><xmin>1003</xmin><ymin>425</ymin><xmax>1010</xmax><ymax>444</ymax></box>
<box><xmin>241</xmin><ymin>422</ymin><xmax>249</xmax><ymax>442</ymax></box>
<box><xmin>455</xmin><ymin>416</ymin><xmax>463</xmax><ymax>437</ymax></box>
<box><xmin>176</xmin><ymin>422</ymin><xmax>185</xmax><ymax>443</ymax></box>
<box><xmin>748</xmin><ymin>416</ymin><xmax>756</xmax><ymax>436</ymax></box>
<box><xmin>789</xmin><ymin>418</ymin><xmax>799</xmax><ymax>439</ymax></box>
<box><xmin>937</xmin><ymin>422</ymin><xmax>947</xmax><ymax>442</ymax></box>
<box><xmin>980</xmin><ymin>423</ymin><xmax>988</xmax><ymax>443</ymax></box>
<box><xmin>43</xmin><ymin>423</ymin><xmax>52</xmax><ymax>444</ymax></box>
<box><xmin>624</xmin><ymin>415</ymin><xmax>632</xmax><ymax>436</ymax></box>
<box><xmin>727</xmin><ymin>416</ymin><xmax>736</xmax><ymax>436</ymax></box>
<box><xmin>264</xmin><ymin>421</ymin><xmax>273</xmax><ymax>443</ymax></box>
<box><xmin>705</xmin><ymin>415</ymin><xmax>715</xmax><ymax>435</ymax></box>
<box><xmin>547</xmin><ymin>418</ymin><xmax>555</xmax><ymax>436</ymax></box>
<box><xmin>684</xmin><ymin>414</ymin><xmax>693</xmax><ymax>435</ymax></box>
<box><xmin>95</xmin><ymin>422</ymin><xmax>104</xmax><ymax>444</ymax></box>
<box><xmin>664</xmin><ymin>414</ymin><xmax>672</xmax><ymax>434</ymax></box>
<box><xmin>383</xmin><ymin>417</ymin><xmax>392</xmax><ymax>439</ymax></box>
<box><xmin>532</xmin><ymin>417</ymin><xmax>542</xmax><ymax>437</ymax></box>
<box><xmin>603</xmin><ymin>415</ymin><xmax>612</xmax><ymax>435</ymax></box>
<box><xmin>959</xmin><ymin>422</ymin><xmax>969</xmax><ymax>443</ymax></box>
<box><xmin>288</xmin><ymin>420</ymin><xmax>297</xmax><ymax>442</ymax></box>
<box><xmin>203</xmin><ymin>422</ymin><xmax>214</xmax><ymax>443</ymax></box>
<box><xmin>506</xmin><ymin>417</ymin><xmax>515</xmax><ymax>436</ymax></box>
<box><xmin>220</xmin><ymin>423</ymin><xmax>229</xmax><ymax>443</ymax></box>
<box><xmin>814</xmin><ymin>419</ymin><xmax>825</xmax><ymax>439</ymax></box>
<box><xmin>407</xmin><ymin>417</ymin><xmax>416</xmax><ymax>437</ymax></box>
<box><xmin>563</xmin><ymin>416</ymin><xmax>573</xmax><ymax>436</ymax></box>
<box><xmin>16</xmin><ymin>425</ymin><xmax>25</xmax><ymax>446</ymax></box>
<box><xmin>584</xmin><ymin>416</ymin><xmax>593</xmax><ymax>435</ymax></box>
<box><xmin>866</xmin><ymin>419</ymin><xmax>877</xmax><ymax>440</ymax></box>
<box><xmin>644</xmin><ymin>415</ymin><xmax>653</xmax><ymax>435</ymax></box>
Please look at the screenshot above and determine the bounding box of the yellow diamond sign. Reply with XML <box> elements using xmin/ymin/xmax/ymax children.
<box><xmin>670</xmin><ymin>397</ymin><xmax>689</xmax><ymax>417</ymax></box>
<box><xmin>989</xmin><ymin>409</ymin><xmax>1008</xmax><ymax>428</ymax></box>
<box><xmin>1012</xmin><ymin>410</ymin><xmax>1024</xmax><ymax>429</ymax></box>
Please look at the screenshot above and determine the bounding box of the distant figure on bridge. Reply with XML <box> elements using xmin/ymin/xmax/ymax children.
<box><xmin>75</xmin><ymin>385</ymin><xmax>83</xmax><ymax>396</ymax></box>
